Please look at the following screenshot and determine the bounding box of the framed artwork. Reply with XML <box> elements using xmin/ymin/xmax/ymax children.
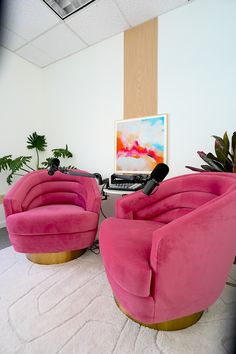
<box><xmin>115</xmin><ymin>114</ymin><xmax>168</xmax><ymax>174</ymax></box>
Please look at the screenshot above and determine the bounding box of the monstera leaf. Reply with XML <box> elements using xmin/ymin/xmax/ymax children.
<box><xmin>9</xmin><ymin>156</ymin><xmax>32</xmax><ymax>173</ymax></box>
<box><xmin>26</xmin><ymin>132</ymin><xmax>47</xmax><ymax>169</ymax></box>
<box><xmin>0</xmin><ymin>155</ymin><xmax>12</xmax><ymax>172</ymax></box>
<box><xmin>52</xmin><ymin>145</ymin><xmax>73</xmax><ymax>158</ymax></box>
<box><xmin>41</xmin><ymin>146</ymin><xmax>74</xmax><ymax>169</ymax></box>
<box><xmin>41</xmin><ymin>157</ymin><xmax>54</xmax><ymax>169</ymax></box>
<box><xmin>0</xmin><ymin>132</ymin><xmax>75</xmax><ymax>184</ymax></box>
<box><xmin>27</xmin><ymin>132</ymin><xmax>47</xmax><ymax>151</ymax></box>
<box><xmin>5</xmin><ymin>156</ymin><xmax>32</xmax><ymax>185</ymax></box>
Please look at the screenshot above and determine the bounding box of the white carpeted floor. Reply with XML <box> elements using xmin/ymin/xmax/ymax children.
<box><xmin>0</xmin><ymin>246</ymin><xmax>235</xmax><ymax>354</ymax></box>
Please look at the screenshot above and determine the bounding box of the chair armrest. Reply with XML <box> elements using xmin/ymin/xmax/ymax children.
<box><xmin>82</xmin><ymin>176</ymin><xmax>102</xmax><ymax>214</ymax></box>
<box><xmin>2</xmin><ymin>174</ymin><xmax>34</xmax><ymax>217</ymax></box>
<box><xmin>3</xmin><ymin>196</ymin><xmax>23</xmax><ymax>217</ymax></box>
<box><xmin>149</xmin><ymin>190</ymin><xmax>236</xmax><ymax>314</ymax></box>
<box><xmin>115</xmin><ymin>189</ymin><xmax>164</xmax><ymax>219</ymax></box>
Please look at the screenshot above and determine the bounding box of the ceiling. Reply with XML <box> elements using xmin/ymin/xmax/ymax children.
<box><xmin>0</xmin><ymin>0</ymin><xmax>191</xmax><ymax>68</ymax></box>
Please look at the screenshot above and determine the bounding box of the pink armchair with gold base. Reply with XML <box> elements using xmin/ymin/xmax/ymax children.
<box><xmin>4</xmin><ymin>170</ymin><xmax>101</xmax><ymax>264</ymax></box>
<box><xmin>99</xmin><ymin>172</ymin><xmax>236</xmax><ymax>330</ymax></box>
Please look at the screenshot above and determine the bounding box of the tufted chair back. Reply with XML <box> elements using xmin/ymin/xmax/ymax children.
<box><xmin>4</xmin><ymin>169</ymin><xmax>101</xmax><ymax>217</ymax></box>
<box><xmin>116</xmin><ymin>172</ymin><xmax>236</xmax><ymax>223</ymax></box>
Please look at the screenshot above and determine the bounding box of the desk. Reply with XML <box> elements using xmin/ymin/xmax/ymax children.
<box><xmin>103</xmin><ymin>188</ymin><xmax>136</xmax><ymax>196</ymax></box>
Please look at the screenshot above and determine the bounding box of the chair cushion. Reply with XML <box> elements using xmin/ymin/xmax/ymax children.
<box><xmin>99</xmin><ymin>217</ymin><xmax>164</xmax><ymax>297</ymax></box>
<box><xmin>7</xmin><ymin>204</ymin><xmax>98</xmax><ymax>235</ymax></box>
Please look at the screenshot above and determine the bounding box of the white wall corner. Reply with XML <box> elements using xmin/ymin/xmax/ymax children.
<box><xmin>0</xmin><ymin>220</ymin><xmax>6</xmax><ymax>229</ymax></box>
<box><xmin>0</xmin><ymin>206</ymin><xmax>6</xmax><ymax>229</ymax></box>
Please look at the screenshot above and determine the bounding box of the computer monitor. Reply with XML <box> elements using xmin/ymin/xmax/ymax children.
<box><xmin>115</xmin><ymin>114</ymin><xmax>167</xmax><ymax>175</ymax></box>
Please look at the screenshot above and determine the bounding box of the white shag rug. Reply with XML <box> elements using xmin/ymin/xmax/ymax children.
<box><xmin>0</xmin><ymin>246</ymin><xmax>235</xmax><ymax>354</ymax></box>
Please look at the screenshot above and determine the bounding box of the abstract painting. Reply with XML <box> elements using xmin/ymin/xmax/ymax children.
<box><xmin>115</xmin><ymin>114</ymin><xmax>167</xmax><ymax>173</ymax></box>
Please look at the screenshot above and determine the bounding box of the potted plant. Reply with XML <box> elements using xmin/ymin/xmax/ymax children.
<box><xmin>186</xmin><ymin>131</ymin><xmax>236</xmax><ymax>269</ymax></box>
<box><xmin>186</xmin><ymin>131</ymin><xmax>236</xmax><ymax>173</ymax></box>
<box><xmin>0</xmin><ymin>132</ymin><xmax>75</xmax><ymax>185</ymax></box>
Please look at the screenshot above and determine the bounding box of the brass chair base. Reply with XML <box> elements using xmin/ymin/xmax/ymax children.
<box><xmin>115</xmin><ymin>298</ymin><xmax>203</xmax><ymax>331</ymax></box>
<box><xmin>26</xmin><ymin>249</ymin><xmax>86</xmax><ymax>265</ymax></box>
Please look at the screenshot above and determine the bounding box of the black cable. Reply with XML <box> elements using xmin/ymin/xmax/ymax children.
<box><xmin>101</xmin><ymin>183</ymin><xmax>108</xmax><ymax>200</ymax></box>
<box><xmin>88</xmin><ymin>239</ymin><xmax>100</xmax><ymax>254</ymax></box>
<box><xmin>100</xmin><ymin>206</ymin><xmax>107</xmax><ymax>219</ymax></box>
<box><xmin>100</xmin><ymin>183</ymin><xmax>108</xmax><ymax>219</ymax></box>
<box><xmin>88</xmin><ymin>182</ymin><xmax>108</xmax><ymax>254</ymax></box>
<box><xmin>226</xmin><ymin>281</ymin><xmax>236</xmax><ymax>287</ymax></box>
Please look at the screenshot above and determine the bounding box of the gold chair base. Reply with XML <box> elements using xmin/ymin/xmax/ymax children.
<box><xmin>115</xmin><ymin>298</ymin><xmax>203</xmax><ymax>331</ymax></box>
<box><xmin>26</xmin><ymin>249</ymin><xmax>86</xmax><ymax>265</ymax></box>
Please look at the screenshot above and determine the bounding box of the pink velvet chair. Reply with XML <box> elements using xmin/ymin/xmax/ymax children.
<box><xmin>99</xmin><ymin>172</ymin><xmax>236</xmax><ymax>330</ymax></box>
<box><xmin>4</xmin><ymin>169</ymin><xmax>101</xmax><ymax>264</ymax></box>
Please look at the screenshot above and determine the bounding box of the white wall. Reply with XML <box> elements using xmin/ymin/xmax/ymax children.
<box><xmin>0</xmin><ymin>48</ymin><xmax>45</xmax><ymax>226</ymax></box>
<box><xmin>158</xmin><ymin>0</ymin><xmax>236</xmax><ymax>177</ymax></box>
<box><xmin>43</xmin><ymin>33</ymin><xmax>124</xmax><ymax>178</ymax></box>
<box><xmin>42</xmin><ymin>33</ymin><xmax>124</xmax><ymax>219</ymax></box>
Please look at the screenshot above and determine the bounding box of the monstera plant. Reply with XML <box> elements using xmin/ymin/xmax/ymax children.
<box><xmin>186</xmin><ymin>131</ymin><xmax>236</xmax><ymax>173</ymax></box>
<box><xmin>0</xmin><ymin>132</ymin><xmax>75</xmax><ymax>185</ymax></box>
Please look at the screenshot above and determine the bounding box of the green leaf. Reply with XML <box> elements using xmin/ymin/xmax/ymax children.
<box><xmin>215</xmin><ymin>145</ymin><xmax>232</xmax><ymax>167</ymax></box>
<box><xmin>213</xmin><ymin>135</ymin><xmax>230</xmax><ymax>166</ymax></box>
<box><xmin>231</xmin><ymin>131</ymin><xmax>236</xmax><ymax>153</ymax></box>
<box><xmin>212</xmin><ymin>135</ymin><xmax>225</xmax><ymax>150</ymax></box>
<box><xmin>41</xmin><ymin>157</ymin><xmax>54</xmax><ymax>168</ymax></box>
<box><xmin>200</xmin><ymin>165</ymin><xmax>219</xmax><ymax>172</ymax></box>
<box><xmin>9</xmin><ymin>156</ymin><xmax>32</xmax><ymax>174</ymax></box>
<box><xmin>185</xmin><ymin>166</ymin><xmax>206</xmax><ymax>172</ymax></box>
<box><xmin>27</xmin><ymin>132</ymin><xmax>47</xmax><ymax>151</ymax></box>
<box><xmin>206</xmin><ymin>154</ymin><xmax>225</xmax><ymax>170</ymax></box>
<box><xmin>0</xmin><ymin>155</ymin><xmax>12</xmax><ymax>172</ymax></box>
<box><xmin>224</xmin><ymin>159</ymin><xmax>233</xmax><ymax>172</ymax></box>
<box><xmin>233</xmin><ymin>146</ymin><xmax>236</xmax><ymax>173</ymax></box>
<box><xmin>52</xmin><ymin>145</ymin><xmax>73</xmax><ymax>159</ymax></box>
<box><xmin>61</xmin><ymin>165</ymin><xmax>77</xmax><ymax>170</ymax></box>
<box><xmin>6</xmin><ymin>173</ymin><xmax>14</xmax><ymax>185</ymax></box>
<box><xmin>206</xmin><ymin>152</ymin><xmax>218</xmax><ymax>160</ymax></box>
<box><xmin>223</xmin><ymin>132</ymin><xmax>230</xmax><ymax>153</ymax></box>
<box><xmin>197</xmin><ymin>151</ymin><xmax>224</xmax><ymax>171</ymax></box>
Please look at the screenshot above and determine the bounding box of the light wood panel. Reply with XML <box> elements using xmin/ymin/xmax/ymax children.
<box><xmin>124</xmin><ymin>18</ymin><xmax>157</xmax><ymax>119</ymax></box>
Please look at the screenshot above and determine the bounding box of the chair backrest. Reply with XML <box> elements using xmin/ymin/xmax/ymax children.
<box><xmin>4</xmin><ymin>169</ymin><xmax>101</xmax><ymax>216</ymax></box>
<box><xmin>133</xmin><ymin>173</ymin><xmax>236</xmax><ymax>223</ymax></box>
<box><xmin>149</xmin><ymin>173</ymin><xmax>236</xmax><ymax>319</ymax></box>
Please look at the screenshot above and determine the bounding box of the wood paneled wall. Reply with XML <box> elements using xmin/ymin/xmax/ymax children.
<box><xmin>124</xmin><ymin>18</ymin><xmax>157</xmax><ymax>119</ymax></box>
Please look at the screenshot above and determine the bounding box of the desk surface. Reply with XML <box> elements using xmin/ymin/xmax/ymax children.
<box><xmin>103</xmin><ymin>188</ymin><xmax>135</xmax><ymax>195</ymax></box>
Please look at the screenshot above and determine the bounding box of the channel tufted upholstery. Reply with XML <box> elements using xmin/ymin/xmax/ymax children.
<box><xmin>99</xmin><ymin>172</ymin><xmax>236</xmax><ymax>325</ymax></box>
<box><xmin>4</xmin><ymin>170</ymin><xmax>101</xmax><ymax>253</ymax></box>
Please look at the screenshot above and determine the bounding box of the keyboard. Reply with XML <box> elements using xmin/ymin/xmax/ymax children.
<box><xmin>107</xmin><ymin>182</ymin><xmax>143</xmax><ymax>191</ymax></box>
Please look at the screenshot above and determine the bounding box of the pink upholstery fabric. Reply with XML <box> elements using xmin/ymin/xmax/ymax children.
<box><xmin>99</xmin><ymin>218</ymin><xmax>164</xmax><ymax>297</ymax></box>
<box><xmin>99</xmin><ymin>172</ymin><xmax>236</xmax><ymax>324</ymax></box>
<box><xmin>7</xmin><ymin>204</ymin><xmax>98</xmax><ymax>235</ymax></box>
<box><xmin>4</xmin><ymin>170</ymin><xmax>101</xmax><ymax>253</ymax></box>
